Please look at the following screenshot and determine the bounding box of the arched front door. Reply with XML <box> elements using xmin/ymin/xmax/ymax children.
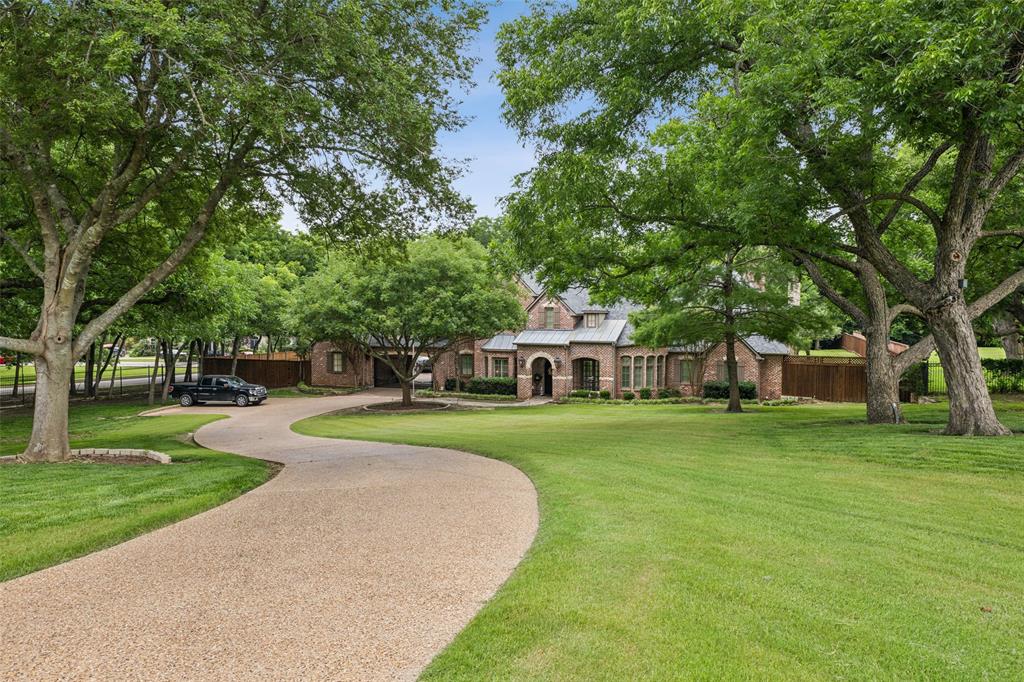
<box><xmin>531</xmin><ymin>357</ymin><xmax>553</xmax><ymax>396</ymax></box>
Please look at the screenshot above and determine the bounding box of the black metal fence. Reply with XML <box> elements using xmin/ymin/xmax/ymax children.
<box><xmin>906</xmin><ymin>361</ymin><xmax>1024</xmax><ymax>396</ymax></box>
<box><xmin>0</xmin><ymin>363</ymin><xmax>171</xmax><ymax>406</ymax></box>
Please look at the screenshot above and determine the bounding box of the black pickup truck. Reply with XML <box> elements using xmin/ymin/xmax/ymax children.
<box><xmin>170</xmin><ymin>375</ymin><xmax>268</xmax><ymax>407</ymax></box>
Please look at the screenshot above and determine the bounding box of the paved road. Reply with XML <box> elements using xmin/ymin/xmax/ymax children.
<box><xmin>0</xmin><ymin>390</ymin><xmax>538</xmax><ymax>680</ymax></box>
<box><xmin>0</xmin><ymin>363</ymin><xmax>187</xmax><ymax>398</ymax></box>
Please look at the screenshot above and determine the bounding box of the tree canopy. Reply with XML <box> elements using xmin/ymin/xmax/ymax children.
<box><xmin>292</xmin><ymin>236</ymin><xmax>525</xmax><ymax>405</ymax></box>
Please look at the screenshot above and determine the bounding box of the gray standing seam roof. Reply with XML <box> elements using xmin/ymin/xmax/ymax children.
<box><xmin>513</xmin><ymin>329</ymin><xmax>573</xmax><ymax>346</ymax></box>
<box><xmin>481</xmin><ymin>333</ymin><xmax>517</xmax><ymax>351</ymax></box>
<box><xmin>571</xmin><ymin>319</ymin><xmax>626</xmax><ymax>344</ymax></box>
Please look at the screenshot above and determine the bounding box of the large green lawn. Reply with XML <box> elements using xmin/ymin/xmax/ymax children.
<box><xmin>295</xmin><ymin>402</ymin><xmax>1024</xmax><ymax>680</ymax></box>
<box><xmin>0</xmin><ymin>400</ymin><xmax>269</xmax><ymax>582</ymax></box>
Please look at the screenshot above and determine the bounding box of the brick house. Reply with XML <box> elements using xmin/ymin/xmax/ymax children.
<box><xmin>310</xmin><ymin>274</ymin><xmax>790</xmax><ymax>400</ymax></box>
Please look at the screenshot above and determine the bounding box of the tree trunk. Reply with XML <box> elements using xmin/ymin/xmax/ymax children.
<box><xmin>93</xmin><ymin>333</ymin><xmax>119</xmax><ymax>395</ymax></box>
<box><xmin>928</xmin><ymin>302</ymin><xmax>1010</xmax><ymax>436</ymax></box>
<box><xmin>723</xmin><ymin>331</ymin><xmax>742</xmax><ymax>413</ymax></box>
<box><xmin>21</xmin><ymin>346</ymin><xmax>74</xmax><ymax>462</ymax></box>
<box><xmin>84</xmin><ymin>341</ymin><xmax>96</xmax><ymax>398</ymax></box>
<box><xmin>148</xmin><ymin>347</ymin><xmax>161</xmax><ymax>406</ymax></box>
<box><xmin>230</xmin><ymin>335</ymin><xmax>241</xmax><ymax>375</ymax></box>
<box><xmin>864</xmin><ymin>328</ymin><xmax>904</xmax><ymax>424</ymax></box>
<box><xmin>401</xmin><ymin>380</ymin><xmax>413</xmax><ymax>407</ymax></box>
<box><xmin>184</xmin><ymin>340</ymin><xmax>195</xmax><ymax>382</ymax></box>
<box><xmin>993</xmin><ymin>313</ymin><xmax>1022</xmax><ymax>360</ymax></box>
<box><xmin>161</xmin><ymin>342</ymin><xmax>185</xmax><ymax>403</ymax></box>
<box><xmin>107</xmin><ymin>345</ymin><xmax>122</xmax><ymax>398</ymax></box>
<box><xmin>11</xmin><ymin>353</ymin><xmax>20</xmax><ymax>398</ymax></box>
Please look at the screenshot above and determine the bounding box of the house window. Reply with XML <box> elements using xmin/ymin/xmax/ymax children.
<box><xmin>657</xmin><ymin>356</ymin><xmax>664</xmax><ymax>387</ymax></box>
<box><xmin>718</xmin><ymin>362</ymin><xmax>744</xmax><ymax>382</ymax></box>
<box><xmin>574</xmin><ymin>358</ymin><xmax>600</xmax><ymax>391</ymax></box>
<box><xmin>329</xmin><ymin>352</ymin><xmax>345</xmax><ymax>373</ymax></box>
<box><xmin>633</xmin><ymin>356</ymin><xmax>644</xmax><ymax>387</ymax></box>
<box><xmin>621</xmin><ymin>356</ymin><xmax>631</xmax><ymax>388</ymax></box>
<box><xmin>492</xmin><ymin>357</ymin><xmax>509</xmax><ymax>377</ymax></box>
<box><xmin>646</xmin><ymin>355</ymin><xmax>655</xmax><ymax>387</ymax></box>
<box><xmin>585</xmin><ymin>313</ymin><xmax>602</xmax><ymax>328</ymax></box>
<box><xmin>459</xmin><ymin>353</ymin><xmax>474</xmax><ymax>376</ymax></box>
<box><xmin>544</xmin><ymin>306</ymin><xmax>555</xmax><ymax>329</ymax></box>
<box><xmin>679</xmin><ymin>359</ymin><xmax>694</xmax><ymax>383</ymax></box>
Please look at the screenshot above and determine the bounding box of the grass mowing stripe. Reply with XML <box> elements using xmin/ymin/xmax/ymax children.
<box><xmin>0</xmin><ymin>400</ymin><xmax>269</xmax><ymax>582</ymax></box>
<box><xmin>294</xmin><ymin>401</ymin><xmax>1024</xmax><ymax>680</ymax></box>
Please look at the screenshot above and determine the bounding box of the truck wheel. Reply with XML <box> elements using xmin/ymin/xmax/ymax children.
<box><xmin>235</xmin><ymin>394</ymin><xmax>249</xmax><ymax>407</ymax></box>
<box><xmin>179</xmin><ymin>393</ymin><xmax>194</xmax><ymax>407</ymax></box>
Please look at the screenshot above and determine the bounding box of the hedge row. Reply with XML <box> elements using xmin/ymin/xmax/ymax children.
<box><xmin>701</xmin><ymin>380</ymin><xmax>757</xmax><ymax>400</ymax></box>
<box><xmin>443</xmin><ymin>376</ymin><xmax>517</xmax><ymax>395</ymax></box>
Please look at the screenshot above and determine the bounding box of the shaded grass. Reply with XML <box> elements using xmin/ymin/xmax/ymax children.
<box><xmin>295</xmin><ymin>401</ymin><xmax>1024</xmax><ymax>680</ymax></box>
<box><xmin>0</xmin><ymin>400</ymin><xmax>268</xmax><ymax>582</ymax></box>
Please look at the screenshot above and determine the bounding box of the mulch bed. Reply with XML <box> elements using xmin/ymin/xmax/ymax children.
<box><xmin>363</xmin><ymin>400</ymin><xmax>450</xmax><ymax>413</ymax></box>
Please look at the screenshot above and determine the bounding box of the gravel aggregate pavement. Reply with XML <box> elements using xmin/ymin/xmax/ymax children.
<box><xmin>0</xmin><ymin>390</ymin><xmax>538</xmax><ymax>681</ymax></box>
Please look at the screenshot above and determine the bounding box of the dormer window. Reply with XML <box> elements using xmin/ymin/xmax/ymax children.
<box><xmin>584</xmin><ymin>312</ymin><xmax>604</xmax><ymax>328</ymax></box>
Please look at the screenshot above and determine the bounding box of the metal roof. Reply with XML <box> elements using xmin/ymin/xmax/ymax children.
<box><xmin>513</xmin><ymin>329</ymin><xmax>573</xmax><ymax>346</ymax></box>
<box><xmin>481</xmin><ymin>333</ymin><xmax>517</xmax><ymax>351</ymax></box>
<box><xmin>571</xmin><ymin>319</ymin><xmax>626</xmax><ymax>344</ymax></box>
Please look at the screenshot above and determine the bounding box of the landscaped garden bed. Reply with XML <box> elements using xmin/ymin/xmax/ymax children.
<box><xmin>417</xmin><ymin>389</ymin><xmax>519</xmax><ymax>402</ymax></box>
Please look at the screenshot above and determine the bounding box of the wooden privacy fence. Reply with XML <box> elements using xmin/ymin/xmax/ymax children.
<box><xmin>782</xmin><ymin>356</ymin><xmax>867</xmax><ymax>402</ymax></box>
<box><xmin>202</xmin><ymin>357</ymin><xmax>311</xmax><ymax>388</ymax></box>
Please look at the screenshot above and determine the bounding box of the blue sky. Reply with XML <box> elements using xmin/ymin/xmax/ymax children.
<box><xmin>282</xmin><ymin>1</ymin><xmax>534</xmax><ymax>231</ymax></box>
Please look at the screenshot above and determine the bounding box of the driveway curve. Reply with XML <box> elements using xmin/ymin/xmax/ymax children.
<box><xmin>0</xmin><ymin>390</ymin><xmax>538</xmax><ymax>680</ymax></box>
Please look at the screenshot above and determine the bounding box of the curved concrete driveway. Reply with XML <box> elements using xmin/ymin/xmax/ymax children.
<box><xmin>0</xmin><ymin>391</ymin><xmax>538</xmax><ymax>680</ymax></box>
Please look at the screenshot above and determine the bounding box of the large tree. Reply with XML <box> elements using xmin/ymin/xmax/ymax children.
<box><xmin>503</xmin><ymin>117</ymin><xmax>830</xmax><ymax>413</ymax></box>
<box><xmin>498</xmin><ymin>0</ymin><xmax>1024</xmax><ymax>435</ymax></box>
<box><xmin>0</xmin><ymin>0</ymin><xmax>481</xmax><ymax>460</ymax></box>
<box><xmin>293</xmin><ymin>236</ymin><xmax>525</xmax><ymax>406</ymax></box>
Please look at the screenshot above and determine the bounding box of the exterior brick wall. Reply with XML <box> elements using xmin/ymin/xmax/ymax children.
<box><xmin>310</xmin><ymin>342</ymin><xmax>371</xmax><ymax>387</ymax></box>
<box><xmin>525</xmin><ymin>296</ymin><xmax>575</xmax><ymax>330</ymax></box>
<box><xmin>759</xmin><ymin>354</ymin><xmax>784</xmax><ymax>399</ymax></box>
<box><xmin>700</xmin><ymin>342</ymin><xmax>760</xmax><ymax>389</ymax></box>
<box><xmin>481</xmin><ymin>351</ymin><xmax>516</xmax><ymax>378</ymax></box>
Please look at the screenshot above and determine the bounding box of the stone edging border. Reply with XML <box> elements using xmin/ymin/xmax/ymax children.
<box><xmin>74</xmin><ymin>448</ymin><xmax>172</xmax><ymax>464</ymax></box>
<box><xmin>0</xmin><ymin>449</ymin><xmax>172</xmax><ymax>464</ymax></box>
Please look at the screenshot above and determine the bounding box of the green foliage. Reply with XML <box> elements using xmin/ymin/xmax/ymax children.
<box><xmin>465</xmin><ymin>376</ymin><xmax>517</xmax><ymax>395</ymax></box>
<box><xmin>622</xmin><ymin>391</ymin><xmax>635</xmax><ymax>401</ymax></box>
<box><xmin>599</xmin><ymin>389</ymin><xmax>611</xmax><ymax>399</ymax></box>
<box><xmin>658</xmin><ymin>387</ymin><xmax>681</xmax><ymax>399</ymax></box>
<box><xmin>638</xmin><ymin>387</ymin><xmax>652</xmax><ymax>400</ymax></box>
<box><xmin>293</xmin><ymin>236</ymin><xmax>526</xmax><ymax>387</ymax></box>
<box><xmin>703</xmin><ymin>380</ymin><xmax>757</xmax><ymax>400</ymax></box>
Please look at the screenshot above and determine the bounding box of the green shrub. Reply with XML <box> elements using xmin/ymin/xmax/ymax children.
<box><xmin>761</xmin><ymin>398</ymin><xmax>799</xmax><ymax>406</ymax></box>
<box><xmin>569</xmin><ymin>389</ymin><xmax>591</xmax><ymax>398</ymax></box>
<box><xmin>658</xmin><ymin>387</ymin><xmax>681</xmax><ymax>398</ymax></box>
<box><xmin>702</xmin><ymin>380</ymin><xmax>757</xmax><ymax>400</ymax></box>
<box><xmin>599</xmin><ymin>389</ymin><xmax>611</xmax><ymax>399</ymax></box>
<box><xmin>622</xmin><ymin>391</ymin><xmax>635</xmax><ymax>401</ymax></box>
<box><xmin>639</xmin><ymin>387</ymin><xmax>652</xmax><ymax>400</ymax></box>
<box><xmin>444</xmin><ymin>378</ymin><xmax>458</xmax><ymax>392</ymax></box>
<box><xmin>465</xmin><ymin>376</ymin><xmax>517</xmax><ymax>395</ymax></box>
